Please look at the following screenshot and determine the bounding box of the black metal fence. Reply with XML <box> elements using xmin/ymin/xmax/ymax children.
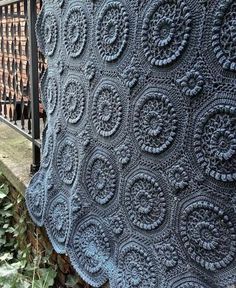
<box><xmin>0</xmin><ymin>0</ymin><xmax>46</xmax><ymax>172</ymax></box>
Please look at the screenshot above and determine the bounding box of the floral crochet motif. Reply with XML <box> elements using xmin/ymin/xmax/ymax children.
<box><xmin>110</xmin><ymin>215</ymin><xmax>124</xmax><ymax>235</ymax></box>
<box><xmin>37</xmin><ymin>10</ymin><xmax>58</xmax><ymax>57</ymax></box>
<box><xmin>158</xmin><ymin>243</ymin><xmax>178</xmax><ymax>268</ymax></box>
<box><xmin>142</xmin><ymin>0</ymin><xmax>191</xmax><ymax>66</ymax></box>
<box><xmin>85</xmin><ymin>152</ymin><xmax>117</xmax><ymax>205</ymax></box>
<box><xmin>115</xmin><ymin>143</ymin><xmax>131</xmax><ymax>165</ymax></box>
<box><xmin>45</xmin><ymin>195</ymin><xmax>70</xmax><ymax>253</ymax></box>
<box><xmin>26</xmin><ymin>172</ymin><xmax>46</xmax><ymax>227</ymax></box>
<box><xmin>125</xmin><ymin>172</ymin><xmax>166</xmax><ymax>231</ymax></box>
<box><xmin>92</xmin><ymin>82</ymin><xmax>122</xmax><ymax>137</ymax></box>
<box><xmin>62</xmin><ymin>77</ymin><xmax>85</xmax><ymax>124</ymax></box>
<box><xmin>71</xmin><ymin>192</ymin><xmax>83</xmax><ymax>214</ymax></box>
<box><xmin>44</xmin><ymin>76</ymin><xmax>58</xmax><ymax>114</ymax></box>
<box><xmin>194</xmin><ymin>104</ymin><xmax>236</xmax><ymax>182</ymax></box>
<box><xmin>122</xmin><ymin>65</ymin><xmax>139</xmax><ymax>88</ymax></box>
<box><xmin>96</xmin><ymin>1</ymin><xmax>129</xmax><ymax>62</ymax></box>
<box><xmin>79</xmin><ymin>130</ymin><xmax>91</xmax><ymax>148</ymax></box>
<box><xmin>70</xmin><ymin>219</ymin><xmax>111</xmax><ymax>279</ymax></box>
<box><xmin>180</xmin><ymin>200</ymin><xmax>236</xmax><ymax>271</ymax></box>
<box><xmin>177</xmin><ymin>69</ymin><xmax>204</xmax><ymax>97</ymax></box>
<box><xmin>168</xmin><ymin>163</ymin><xmax>189</xmax><ymax>191</ymax></box>
<box><xmin>212</xmin><ymin>0</ymin><xmax>236</xmax><ymax>71</ymax></box>
<box><xmin>57</xmin><ymin>138</ymin><xmax>78</xmax><ymax>185</ymax></box>
<box><xmin>117</xmin><ymin>243</ymin><xmax>156</xmax><ymax>287</ymax></box>
<box><xmin>134</xmin><ymin>89</ymin><xmax>178</xmax><ymax>154</ymax></box>
<box><xmin>84</xmin><ymin>61</ymin><xmax>96</xmax><ymax>81</ymax></box>
<box><xmin>64</xmin><ymin>5</ymin><xmax>87</xmax><ymax>58</ymax></box>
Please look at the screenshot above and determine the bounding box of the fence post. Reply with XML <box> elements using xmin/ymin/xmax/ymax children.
<box><xmin>27</xmin><ymin>0</ymin><xmax>40</xmax><ymax>173</ymax></box>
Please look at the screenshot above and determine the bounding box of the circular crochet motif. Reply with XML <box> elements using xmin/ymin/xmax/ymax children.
<box><xmin>212</xmin><ymin>0</ymin><xmax>236</xmax><ymax>71</ymax></box>
<box><xmin>46</xmin><ymin>196</ymin><xmax>69</xmax><ymax>252</ymax></box>
<box><xmin>57</xmin><ymin>138</ymin><xmax>78</xmax><ymax>185</ymax></box>
<box><xmin>45</xmin><ymin>76</ymin><xmax>58</xmax><ymax>114</ymax></box>
<box><xmin>96</xmin><ymin>1</ymin><xmax>129</xmax><ymax>62</ymax></box>
<box><xmin>26</xmin><ymin>173</ymin><xmax>46</xmax><ymax>226</ymax></box>
<box><xmin>115</xmin><ymin>143</ymin><xmax>131</xmax><ymax>165</ymax></box>
<box><xmin>194</xmin><ymin>104</ymin><xmax>236</xmax><ymax>182</ymax></box>
<box><xmin>64</xmin><ymin>6</ymin><xmax>87</xmax><ymax>58</ymax></box>
<box><xmin>168</xmin><ymin>164</ymin><xmax>189</xmax><ymax>191</ymax></box>
<box><xmin>84</xmin><ymin>61</ymin><xmax>96</xmax><ymax>81</ymax></box>
<box><xmin>180</xmin><ymin>200</ymin><xmax>236</xmax><ymax>271</ymax></box>
<box><xmin>92</xmin><ymin>82</ymin><xmax>122</xmax><ymax>137</ymax></box>
<box><xmin>134</xmin><ymin>90</ymin><xmax>177</xmax><ymax>154</ymax></box>
<box><xmin>41</xmin><ymin>11</ymin><xmax>58</xmax><ymax>56</ymax></box>
<box><xmin>41</xmin><ymin>134</ymin><xmax>53</xmax><ymax>168</ymax></box>
<box><xmin>142</xmin><ymin>0</ymin><xmax>191</xmax><ymax>67</ymax></box>
<box><xmin>85</xmin><ymin>152</ymin><xmax>116</xmax><ymax>205</ymax></box>
<box><xmin>159</xmin><ymin>243</ymin><xmax>178</xmax><ymax>268</ymax></box>
<box><xmin>177</xmin><ymin>69</ymin><xmax>204</xmax><ymax>97</ymax></box>
<box><xmin>125</xmin><ymin>172</ymin><xmax>166</xmax><ymax>231</ymax></box>
<box><xmin>110</xmin><ymin>215</ymin><xmax>124</xmax><ymax>235</ymax></box>
<box><xmin>73</xmin><ymin>219</ymin><xmax>111</xmax><ymax>274</ymax></box>
<box><xmin>122</xmin><ymin>65</ymin><xmax>139</xmax><ymax>89</ymax></box>
<box><xmin>62</xmin><ymin>77</ymin><xmax>85</xmax><ymax>124</ymax></box>
<box><xmin>117</xmin><ymin>243</ymin><xmax>156</xmax><ymax>287</ymax></box>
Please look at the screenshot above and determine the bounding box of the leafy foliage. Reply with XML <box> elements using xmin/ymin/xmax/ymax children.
<box><xmin>0</xmin><ymin>173</ymin><xmax>57</xmax><ymax>288</ymax></box>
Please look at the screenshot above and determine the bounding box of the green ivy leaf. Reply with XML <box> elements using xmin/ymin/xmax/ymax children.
<box><xmin>65</xmin><ymin>275</ymin><xmax>81</xmax><ymax>287</ymax></box>
<box><xmin>0</xmin><ymin>184</ymin><xmax>9</xmax><ymax>198</ymax></box>
<box><xmin>3</xmin><ymin>203</ymin><xmax>13</xmax><ymax>211</ymax></box>
<box><xmin>0</xmin><ymin>238</ymin><xmax>7</xmax><ymax>245</ymax></box>
<box><xmin>0</xmin><ymin>173</ymin><xmax>59</xmax><ymax>288</ymax></box>
<box><xmin>0</xmin><ymin>253</ymin><xmax>13</xmax><ymax>262</ymax></box>
<box><xmin>6</xmin><ymin>227</ymin><xmax>15</xmax><ymax>233</ymax></box>
<box><xmin>38</xmin><ymin>267</ymin><xmax>57</xmax><ymax>287</ymax></box>
<box><xmin>0</xmin><ymin>263</ymin><xmax>18</xmax><ymax>278</ymax></box>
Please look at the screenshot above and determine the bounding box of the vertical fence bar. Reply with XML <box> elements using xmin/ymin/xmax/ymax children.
<box><xmin>27</xmin><ymin>0</ymin><xmax>40</xmax><ymax>173</ymax></box>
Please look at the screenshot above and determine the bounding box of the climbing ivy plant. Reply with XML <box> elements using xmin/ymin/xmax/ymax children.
<box><xmin>0</xmin><ymin>173</ymin><xmax>57</xmax><ymax>288</ymax></box>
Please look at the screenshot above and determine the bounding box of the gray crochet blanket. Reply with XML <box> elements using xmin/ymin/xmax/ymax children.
<box><xmin>26</xmin><ymin>0</ymin><xmax>236</xmax><ymax>287</ymax></box>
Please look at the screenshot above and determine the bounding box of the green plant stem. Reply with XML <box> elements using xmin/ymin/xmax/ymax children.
<box><xmin>31</xmin><ymin>230</ymin><xmax>38</xmax><ymax>288</ymax></box>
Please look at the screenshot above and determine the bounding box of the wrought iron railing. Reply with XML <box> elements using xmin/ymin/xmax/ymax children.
<box><xmin>0</xmin><ymin>0</ymin><xmax>46</xmax><ymax>172</ymax></box>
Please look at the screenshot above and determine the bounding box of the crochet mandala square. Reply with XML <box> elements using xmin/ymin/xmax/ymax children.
<box><xmin>26</xmin><ymin>0</ymin><xmax>236</xmax><ymax>287</ymax></box>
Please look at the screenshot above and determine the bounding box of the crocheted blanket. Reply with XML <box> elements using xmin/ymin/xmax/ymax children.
<box><xmin>26</xmin><ymin>0</ymin><xmax>236</xmax><ymax>287</ymax></box>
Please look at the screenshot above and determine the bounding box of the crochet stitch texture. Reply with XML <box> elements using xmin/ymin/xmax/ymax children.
<box><xmin>26</xmin><ymin>0</ymin><xmax>236</xmax><ymax>287</ymax></box>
